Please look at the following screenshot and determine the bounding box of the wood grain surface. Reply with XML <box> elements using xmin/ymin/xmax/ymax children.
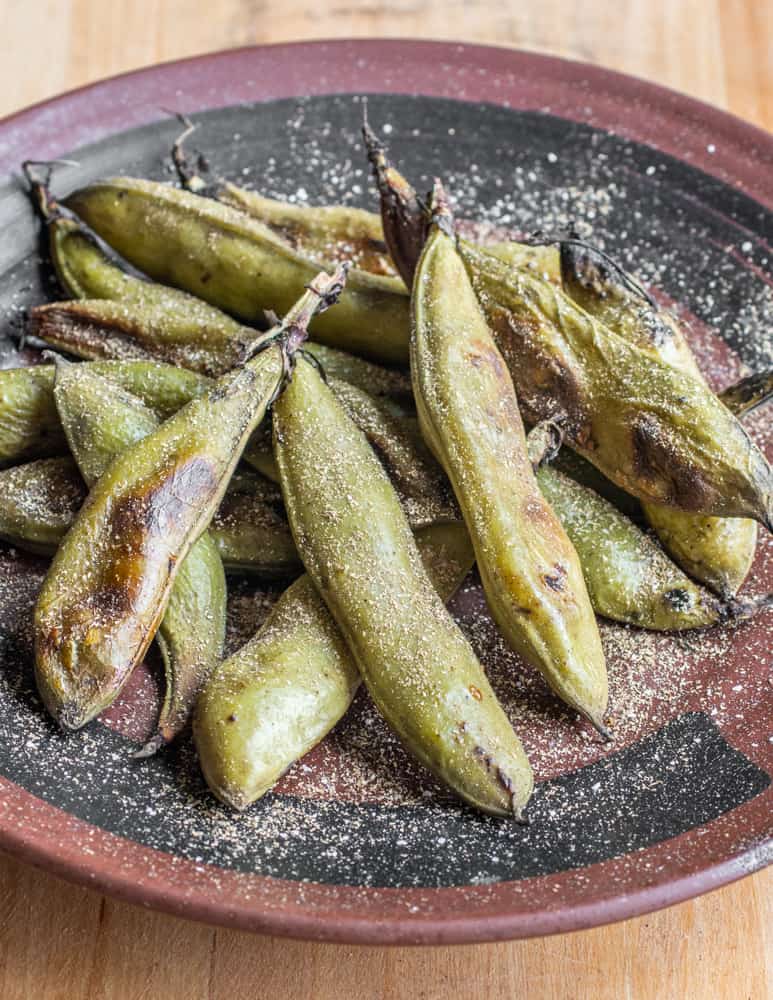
<box><xmin>1</xmin><ymin>2</ymin><xmax>771</xmax><ymax>998</ymax></box>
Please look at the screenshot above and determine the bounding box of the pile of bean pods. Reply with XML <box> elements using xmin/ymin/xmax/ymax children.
<box><xmin>1</xmin><ymin>121</ymin><xmax>771</xmax><ymax>819</ymax></box>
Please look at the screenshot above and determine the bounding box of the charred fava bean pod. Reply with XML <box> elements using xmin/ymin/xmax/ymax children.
<box><xmin>412</xmin><ymin>189</ymin><xmax>607</xmax><ymax>731</ymax></box>
<box><xmin>30</xmin><ymin>180</ymin><xmax>414</xmax><ymax>391</ymax></box>
<box><xmin>30</xmin><ymin>296</ymin><xmax>253</xmax><ymax>378</ymax></box>
<box><xmin>194</xmin><ymin>521</ymin><xmax>474</xmax><ymax>809</ymax></box>
<box><xmin>365</xmin><ymin>135</ymin><xmax>773</xmax><ymax>524</ymax></box>
<box><xmin>0</xmin><ymin>361</ymin><xmax>208</xmax><ymax>467</ymax></box>
<box><xmin>34</xmin><ymin>269</ymin><xmax>345</xmax><ymax>730</ymax></box>
<box><xmin>459</xmin><ymin>240</ymin><xmax>773</xmax><ymax>524</ymax></box>
<box><xmin>27</xmin><ymin>178</ymin><xmax>256</xmax><ymax>378</ymax></box>
<box><xmin>274</xmin><ymin>356</ymin><xmax>532</xmax><ymax>818</ymax></box>
<box><xmin>52</xmin><ymin>359</ymin><xmax>227</xmax><ymax>752</ymax></box>
<box><xmin>31</xmin><ymin>301</ymin><xmax>413</xmax><ymax>403</ymax></box>
<box><xmin>172</xmin><ymin>123</ymin><xmax>398</xmax><ymax>278</ymax></box>
<box><xmin>559</xmin><ymin>242</ymin><xmax>767</xmax><ymax>595</ymax></box>
<box><xmin>0</xmin><ymin>455</ymin><xmax>301</xmax><ymax>579</ymax></box>
<box><xmin>65</xmin><ymin>177</ymin><xmax>409</xmax><ymax>364</ymax></box>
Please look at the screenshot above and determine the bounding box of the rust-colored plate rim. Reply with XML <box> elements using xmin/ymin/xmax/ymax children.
<box><xmin>0</xmin><ymin>39</ymin><xmax>771</xmax><ymax>944</ymax></box>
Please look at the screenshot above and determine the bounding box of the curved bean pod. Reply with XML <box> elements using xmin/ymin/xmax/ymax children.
<box><xmin>65</xmin><ymin>177</ymin><xmax>409</xmax><ymax>364</ymax></box>
<box><xmin>365</xmin><ymin>135</ymin><xmax>773</xmax><ymax>525</ymax></box>
<box><xmin>52</xmin><ymin>360</ymin><xmax>226</xmax><ymax>752</ymax></box>
<box><xmin>35</xmin><ymin>270</ymin><xmax>343</xmax><ymax>730</ymax></box>
<box><xmin>558</xmin><ymin>243</ymin><xmax>764</xmax><ymax>596</ymax></box>
<box><xmin>412</xmin><ymin>198</ymin><xmax>607</xmax><ymax>730</ymax></box>
<box><xmin>273</xmin><ymin>355</ymin><xmax>533</xmax><ymax>818</ymax></box>
<box><xmin>194</xmin><ymin>521</ymin><xmax>474</xmax><ymax>810</ymax></box>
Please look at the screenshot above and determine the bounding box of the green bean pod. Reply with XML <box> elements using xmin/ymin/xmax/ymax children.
<box><xmin>34</xmin><ymin>270</ymin><xmax>344</xmax><ymax>730</ymax></box>
<box><xmin>30</xmin><ymin>190</ymin><xmax>414</xmax><ymax>395</ymax></box>
<box><xmin>0</xmin><ymin>361</ymin><xmax>208</xmax><ymax>467</ymax></box>
<box><xmin>65</xmin><ymin>177</ymin><xmax>409</xmax><ymax>364</ymax></box>
<box><xmin>412</xmin><ymin>200</ymin><xmax>607</xmax><ymax>730</ymax></box>
<box><xmin>194</xmin><ymin>520</ymin><xmax>474</xmax><ymax>809</ymax></box>
<box><xmin>33</xmin><ymin>204</ymin><xmax>413</xmax><ymax>398</ymax></box>
<box><xmin>558</xmin><ymin>243</ymin><xmax>765</xmax><ymax>595</ymax></box>
<box><xmin>52</xmin><ymin>359</ymin><xmax>227</xmax><ymax>751</ymax></box>
<box><xmin>0</xmin><ymin>457</ymin><xmax>85</xmax><ymax>554</ymax></box>
<box><xmin>459</xmin><ymin>240</ymin><xmax>773</xmax><ymax>524</ymax></box>
<box><xmin>44</xmin><ymin>212</ymin><xmax>257</xmax><ymax>376</ymax></box>
<box><xmin>532</xmin><ymin>452</ymin><xmax>768</xmax><ymax>629</ymax></box>
<box><xmin>365</xmin><ymin>136</ymin><xmax>773</xmax><ymax>525</ymax></box>
<box><xmin>273</xmin><ymin>356</ymin><xmax>532</xmax><ymax>818</ymax></box>
<box><xmin>0</xmin><ymin>455</ymin><xmax>300</xmax><ymax>580</ymax></box>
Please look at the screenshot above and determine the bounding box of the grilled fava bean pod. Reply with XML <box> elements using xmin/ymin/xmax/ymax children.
<box><xmin>528</xmin><ymin>437</ymin><xmax>771</xmax><ymax>630</ymax></box>
<box><xmin>34</xmin><ymin>269</ymin><xmax>344</xmax><ymax>730</ymax></box>
<box><xmin>0</xmin><ymin>457</ymin><xmax>85</xmax><ymax>554</ymax></box>
<box><xmin>195</xmin><ymin>521</ymin><xmax>474</xmax><ymax>809</ymax></box>
<box><xmin>411</xmin><ymin>195</ymin><xmax>607</xmax><ymax>730</ymax></box>
<box><xmin>0</xmin><ymin>361</ymin><xmax>208</xmax><ymax>467</ymax></box>
<box><xmin>31</xmin><ymin>299</ymin><xmax>412</xmax><ymax>399</ymax></box>
<box><xmin>635</xmin><ymin>372</ymin><xmax>772</xmax><ymax>597</ymax></box>
<box><xmin>559</xmin><ymin>243</ymin><xmax>768</xmax><ymax>595</ymax></box>
<box><xmin>0</xmin><ymin>455</ymin><xmax>300</xmax><ymax>578</ymax></box>
<box><xmin>53</xmin><ymin>359</ymin><xmax>226</xmax><ymax>751</ymax></box>
<box><xmin>459</xmin><ymin>241</ymin><xmax>773</xmax><ymax>524</ymax></box>
<box><xmin>29</xmin><ymin>177</ymin><xmax>256</xmax><ymax>378</ymax></box>
<box><xmin>29</xmin><ymin>182</ymin><xmax>413</xmax><ymax>393</ymax></box>
<box><xmin>172</xmin><ymin>124</ymin><xmax>398</xmax><ymax>277</ymax></box>
<box><xmin>365</xmin><ymin>135</ymin><xmax>773</xmax><ymax>524</ymax></box>
<box><xmin>65</xmin><ymin>177</ymin><xmax>409</xmax><ymax>364</ymax></box>
<box><xmin>274</xmin><ymin>356</ymin><xmax>533</xmax><ymax>817</ymax></box>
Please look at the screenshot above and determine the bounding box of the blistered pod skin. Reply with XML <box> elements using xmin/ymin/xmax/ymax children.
<box><xmin>459</xmin><ymin>241</ymin><xmax>773</xmax><ymax>524</ymax></box>
<box><xmin>52</xmin><ymin>361</ymin><xmax>227</xmax><ymax>749</ymax></box>
<box><xmin>483</xmin><ymin>242</ymin><xmax>562</xmax><ymax>285</ymax></box>
<box><xmin>30</xmin><ymin>298</ymin><xmax>253</xmax><ymax>378</ymax></box>
<box><xmin>558</xmin><ymin>242</ymin><xmax>704</xmax><ymax>379</ymax></box>
<box><xmin>194</xmin><ymin>522</ymin><xmax>474</xmax><ymax>810</ymax></box>
<box><xmin>412</xmin><ymin>211</ymin><xmax>607</xmax><ymax>730</ymax></box>
<box><xmin>640</xmin><ymin>368</ymin><xmax>772</xmax><ymax>597</ymax></box>
<box><xmin>31</xmin><ymin>306</ymin><xmax>412</xmax><ymax>402</ymax></box>
<box><xmin>66</xmin><ymin>178</ymin><xmax>410</xmax><ymax>364</ymax></box>
<box><xmin>34</xmin><ymin>271</ymin><xmax>344</xmax><ymax>731</ymax></box>
<box><xmin>558</xmin><ymin>243</ymin><xmax>763</xmax><ymax>595</ymax></box>
<box><xmin>34</xmin><ymin>349</ymin><xmax>279</xmax><ymax>729</ymax></box>
<box><xmin>274</xmin><ymin>358</ymin><xmax>532</xmax><ymax>818</ymax></box>
<box><xmin>0</xmin><ymin>454</ymin><xmax>300</xmax><ymax>579</ymax></box>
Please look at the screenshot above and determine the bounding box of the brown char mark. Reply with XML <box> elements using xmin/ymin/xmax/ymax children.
<box><xmin>543</xmin><ymin>563</ymin><xmax>568</xmax><ymax>592</ymax></box>
<box><xmin>631</xmin><ymin>414</ymin><xmax>711</xmax><ymax>509</ymax></box>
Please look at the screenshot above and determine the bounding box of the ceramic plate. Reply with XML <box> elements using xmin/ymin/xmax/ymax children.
<box><xmin>0</xmin><ymin>40</ymin><xmax>770</xmax><ymax>944</ymax></box>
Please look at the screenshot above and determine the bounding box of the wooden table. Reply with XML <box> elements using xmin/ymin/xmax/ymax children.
<box><xmin>1</xmin><ymin>3</ymin><xmax>771</xmax><ymax>997</ymax></box>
